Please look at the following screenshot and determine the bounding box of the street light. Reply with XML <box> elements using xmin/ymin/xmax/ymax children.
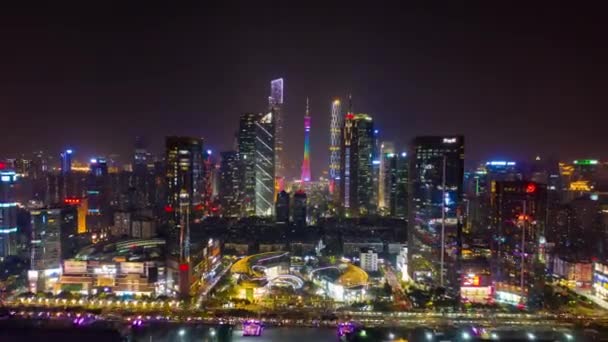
<box><xmin>462</xmin><ymin>332</ymin><xmax>471</xmax><ymax>340</ymax></box>
<box><xmin>178</xmin><ymin>329</ymin><xmax>186</xmax><ymax>337</ymax></box>
<box><xmin>527</xmin><ymin>332</ymin><xmax>535</xmax><ymax>340</ymax></box>
<box><xmin>426</xmin><ymin>331</ymin><xmax>434</xmax><ymax>341</ymax></box>
<box><xmin>564</xmin><ymin>333</ymin><xmax>573</xmax><ymax>341</ymax></box>
<box><xmin>388</xmin><ymin>332</ymin><xmax>395</xmax><ymax>340</ymax></box>
<box><xmin>210</xmin><ymin>328</ymin><xmax>216</xmax><ymax>337</ymax></box>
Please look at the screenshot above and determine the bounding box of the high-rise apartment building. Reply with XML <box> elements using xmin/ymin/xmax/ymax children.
<box><xmin>340</xmin><ymin>113</ymin><xmax>376</xmax><ymax>216</ymax></box>
<box><xmin>408</xmin><ymin>136</ymin><xmax>464</xmax><ymax>290</ymax></box>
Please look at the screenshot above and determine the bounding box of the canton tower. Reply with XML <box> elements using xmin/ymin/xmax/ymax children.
<box><xmin>301</xmin><ymin>98</ymin><xmax>311</xmax><ymax>182</ymax></box>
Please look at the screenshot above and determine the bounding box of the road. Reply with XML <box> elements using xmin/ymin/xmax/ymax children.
<box><xmin>571</xmin><ymin>287</ymin><xmax>608</xmax><ymax>310</ymax></box>
<box><xmin>195</xmin><ymin>260</ymin><xmax>234</xmax><ymax>308</ymax></box>
<box><xmin>382</xmin><ymin>262</ymin><xmax>412</xmax><ymax>309</ymax></box>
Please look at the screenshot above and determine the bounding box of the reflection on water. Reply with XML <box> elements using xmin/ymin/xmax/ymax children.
<box><xmin>133</xmin><ymin>325</ymin><xmax>338</xmax><ymax>342</ymax></box>
<box><xmin>231</xmin><ymin>327</ymin><xmax>336</xmax><ymax>342</ymax></box>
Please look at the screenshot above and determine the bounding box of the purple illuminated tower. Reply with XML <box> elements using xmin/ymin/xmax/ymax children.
<box><xmin>301</xmin><ymin>98</ymin><xmax>311</xmax><ymax>182</ymax></box>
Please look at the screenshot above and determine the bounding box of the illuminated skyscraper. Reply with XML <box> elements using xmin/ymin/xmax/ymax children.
<box><xmin>30</xmin><ymin>207</ymin><xmax>77</xmax><ymax>271</ymax></box>
<box><xmin>371</xmin><ymin>129</ymin><xmax>380</xmax><ymax>214</ymax></box>
<box><xmin>0</xmin><ymin>167</ymin><xmax>18</xmax><ymax>258</ymax></box>
<box><xmin>390</xmin><ymin>152</ymin><xmax>408</xmax><ymax>218</ymax></box>
<box><xmin>86</xmin><ymin>157</ymin><xmax>107</xmax><ymax>232</ymax></box>
<box><xmin>60</xmin><ymin>149</ymin><xmax>73</xmax><ymax>175</ymax></box>
<box><xmin>219</xmin><ymin>151</ymin><xmax>240</xmax><ymax>217</ymax></box>
<box><xmin>254</xmin><ymin>112</ymin><xmax>275</xmax><ymax>216</ymax></box>
<box><xmin>340</xmin><ymin>96</ymin><xmax>354</xmax><ymax>212</ymax></box>
<box><xmin>238</xmin><ymin>113</ymin><xmax>259</xmax><ymax>216</ymax></box>
<box><xmin>378</xmin><ymin>141</ymin><xmax>395</xmax><ymax>211</ymax></box>
<box><xmin>408</xmin><ymin>136</ymin><xmax>464</xmax><ymax>290</ymax></box>
<box><xmin>165</xmin><ymin>136</ymin><xmax>204</xmax><ymax>262</ymax></box>
<box><xmin>491</xmin><ymin>181</ymin><xmax>546</xmax><ymax>308</ymax></box>
<box><xmin>340</xmin><ymin>106</ymin><xmax>376</xmax><ymax>216</ymax></box>
<box><xmin>59</xmin><ymin>149</ymin><xmax>73</xmax><ymax>201</ymax></box>
<box><xmin>329</xmin><ymin>99</ymin><xmax>342</xmax><ymax>194</ymax></box>
<box><xmin>301</xmin><ymin>98</ymin><xmax>311</xmax><ymax>182</ymax></box>
<box><xmin>269</xmin><ymin>78</ymin><xmax>284</xmax><ymax>178</ymax></box>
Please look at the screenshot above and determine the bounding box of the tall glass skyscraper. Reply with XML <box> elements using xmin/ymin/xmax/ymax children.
<box><xmin>329</xmin><ymin>99</ymin><xmax>342</xmax><ymax>194</ymax></box>
<box><xmin>238</xmin><ymin>113</ymin><xmax>260</xmax><ymax>216</ymax></box>
<box><xmin>269</xmin><ymin>78</ymin><xmax>284</xmax><ymax>179</ymax></box>
<box><xmin>0</xmin><ymin>168</ymin><xmax>18</xmax><ymax>258</ymax></box>
<box><xmin>60</xmin><ymin>149</ymin><xmax>73</xmax><ymax>174</ymax></box>
<box><xmin>301</xmin><ymin>98</ymin><xmax>311</xmax><ymax>182</ymax></box>
<box><xmin>340</xmin><ymin>113</ymin><xmax>376</xmax><ymax>217</ymax></box>
<box><xmin>219</xmin><ymin>151</ymin><xmax>240</xmax><ymax>217</ymax></box>
<box><xmin>408</xmin><ymin>136</ymin><xmax>464</xmax><ymax>290</ymax></box>
<box><xmin>390</xmin><ymin>152</ymin><xmax>408</xmax><ymax>218</ymax></box>
<box><xmin>165</xmin><ymin>136</ymin><xmax>204</xmax><ymax>262</ymax></box>
<box><xmin>378</xmin><ymin>141</ymin><xmax>395</xmax><ymax>211</ymax></box>
<box><xmin>491</xmin><ymin>181</ymin><xmax>546</xmax><ymax>309</ymax></box>
<box><xmin>254</xmin><ymin>112</ymin><xmax>275</xmax><ymax>217</ymax></box>
<box><xmin>30</xmin><ymin>208</ymin><xmax>63</xmax><ymax>271</ymax></box>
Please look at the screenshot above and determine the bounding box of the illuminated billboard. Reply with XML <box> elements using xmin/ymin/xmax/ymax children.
<box><xmin>461</xmin><ymin>273</ymin><xmax>490</xmax><ymax>287</ymax></box>
<box><xmin>63</xmin><ymin>260</ymin><xmax>87</xmax><ymax>274</ymax></box>
<box><xmin>120</xmin><ymin>262</ymin><xmax>144</xmax><ymax>275</ymax></box>
<box><xmin>462</xmin><ymin>274</ymin><xmax>480</xmax><ymax>287</ymax></box>
<box><xmin>574</xmin><ymin>159</ymin><xmax>598</xmax><ymax>165</ymax></box>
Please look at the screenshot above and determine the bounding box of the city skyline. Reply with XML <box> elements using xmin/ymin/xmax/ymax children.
<box><xmin>1</xmin><ymin>3</ymin><xmax>607</xmax><ymax>179</ymax></box>
<box><xmin>3</xmin><ymin>4</ymin><xmax>608</xmax><ymax>339</ymax></box>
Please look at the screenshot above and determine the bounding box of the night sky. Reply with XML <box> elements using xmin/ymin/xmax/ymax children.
<box><xmin>1</xmin><ymin>3</ymin><xmax>606</xmax><ymax>178</ymax></box>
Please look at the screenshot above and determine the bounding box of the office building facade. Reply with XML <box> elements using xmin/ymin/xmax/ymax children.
<box><xmin>340</xmin><ymin>113</ymin><xmax>375</xmax><ymax>216</ymax></box>
<box><xmin>238</xmin><ymin>113</ymin><xmax>259</xmax><ymax>216</ymax></box>
<box><xmin>408</xmin><ymin>136</ymin><xmax>464</xmax><ymax>290</ymax></box>
<box><xmin>165</xmin><ymin>136</ymin><xmax>204</xmax><ymax>262</ymax></box>
<box><xmin>254</xmin><ymin>112</ymin><xmax>275</xmax><ymax>216</ymax></box>
<box><xmin>329</xmin><ymin>99</ymin><xmax>342</xmax><ymax>195</ymax></box>
<box><xmin>269</xmin><ymin>78</ymin><xmax>284</xmax><ymax>179</ymax></box>
<box><xmin>219</xmin><ymin>151</ymin><xmax>241</xmax><ymax>217</ymax></box>
<box><xmin>293</xmin><ymin>190</ymin><xmax>307</xmax><ymax>226</ymax></box>
<box><xmin>0</xmin><ymin>168</ymin><xmax>18</xmax><ymax>258</ymax></box>
<box><xmin>275</xmin><ymin>190</ymin><xmax>290</xmax><ymax>224</ymax></box>
<box><xmin>491</xmin><ymin>181</ymin><xmax>547</xmax><ymax>308</ymax></box>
